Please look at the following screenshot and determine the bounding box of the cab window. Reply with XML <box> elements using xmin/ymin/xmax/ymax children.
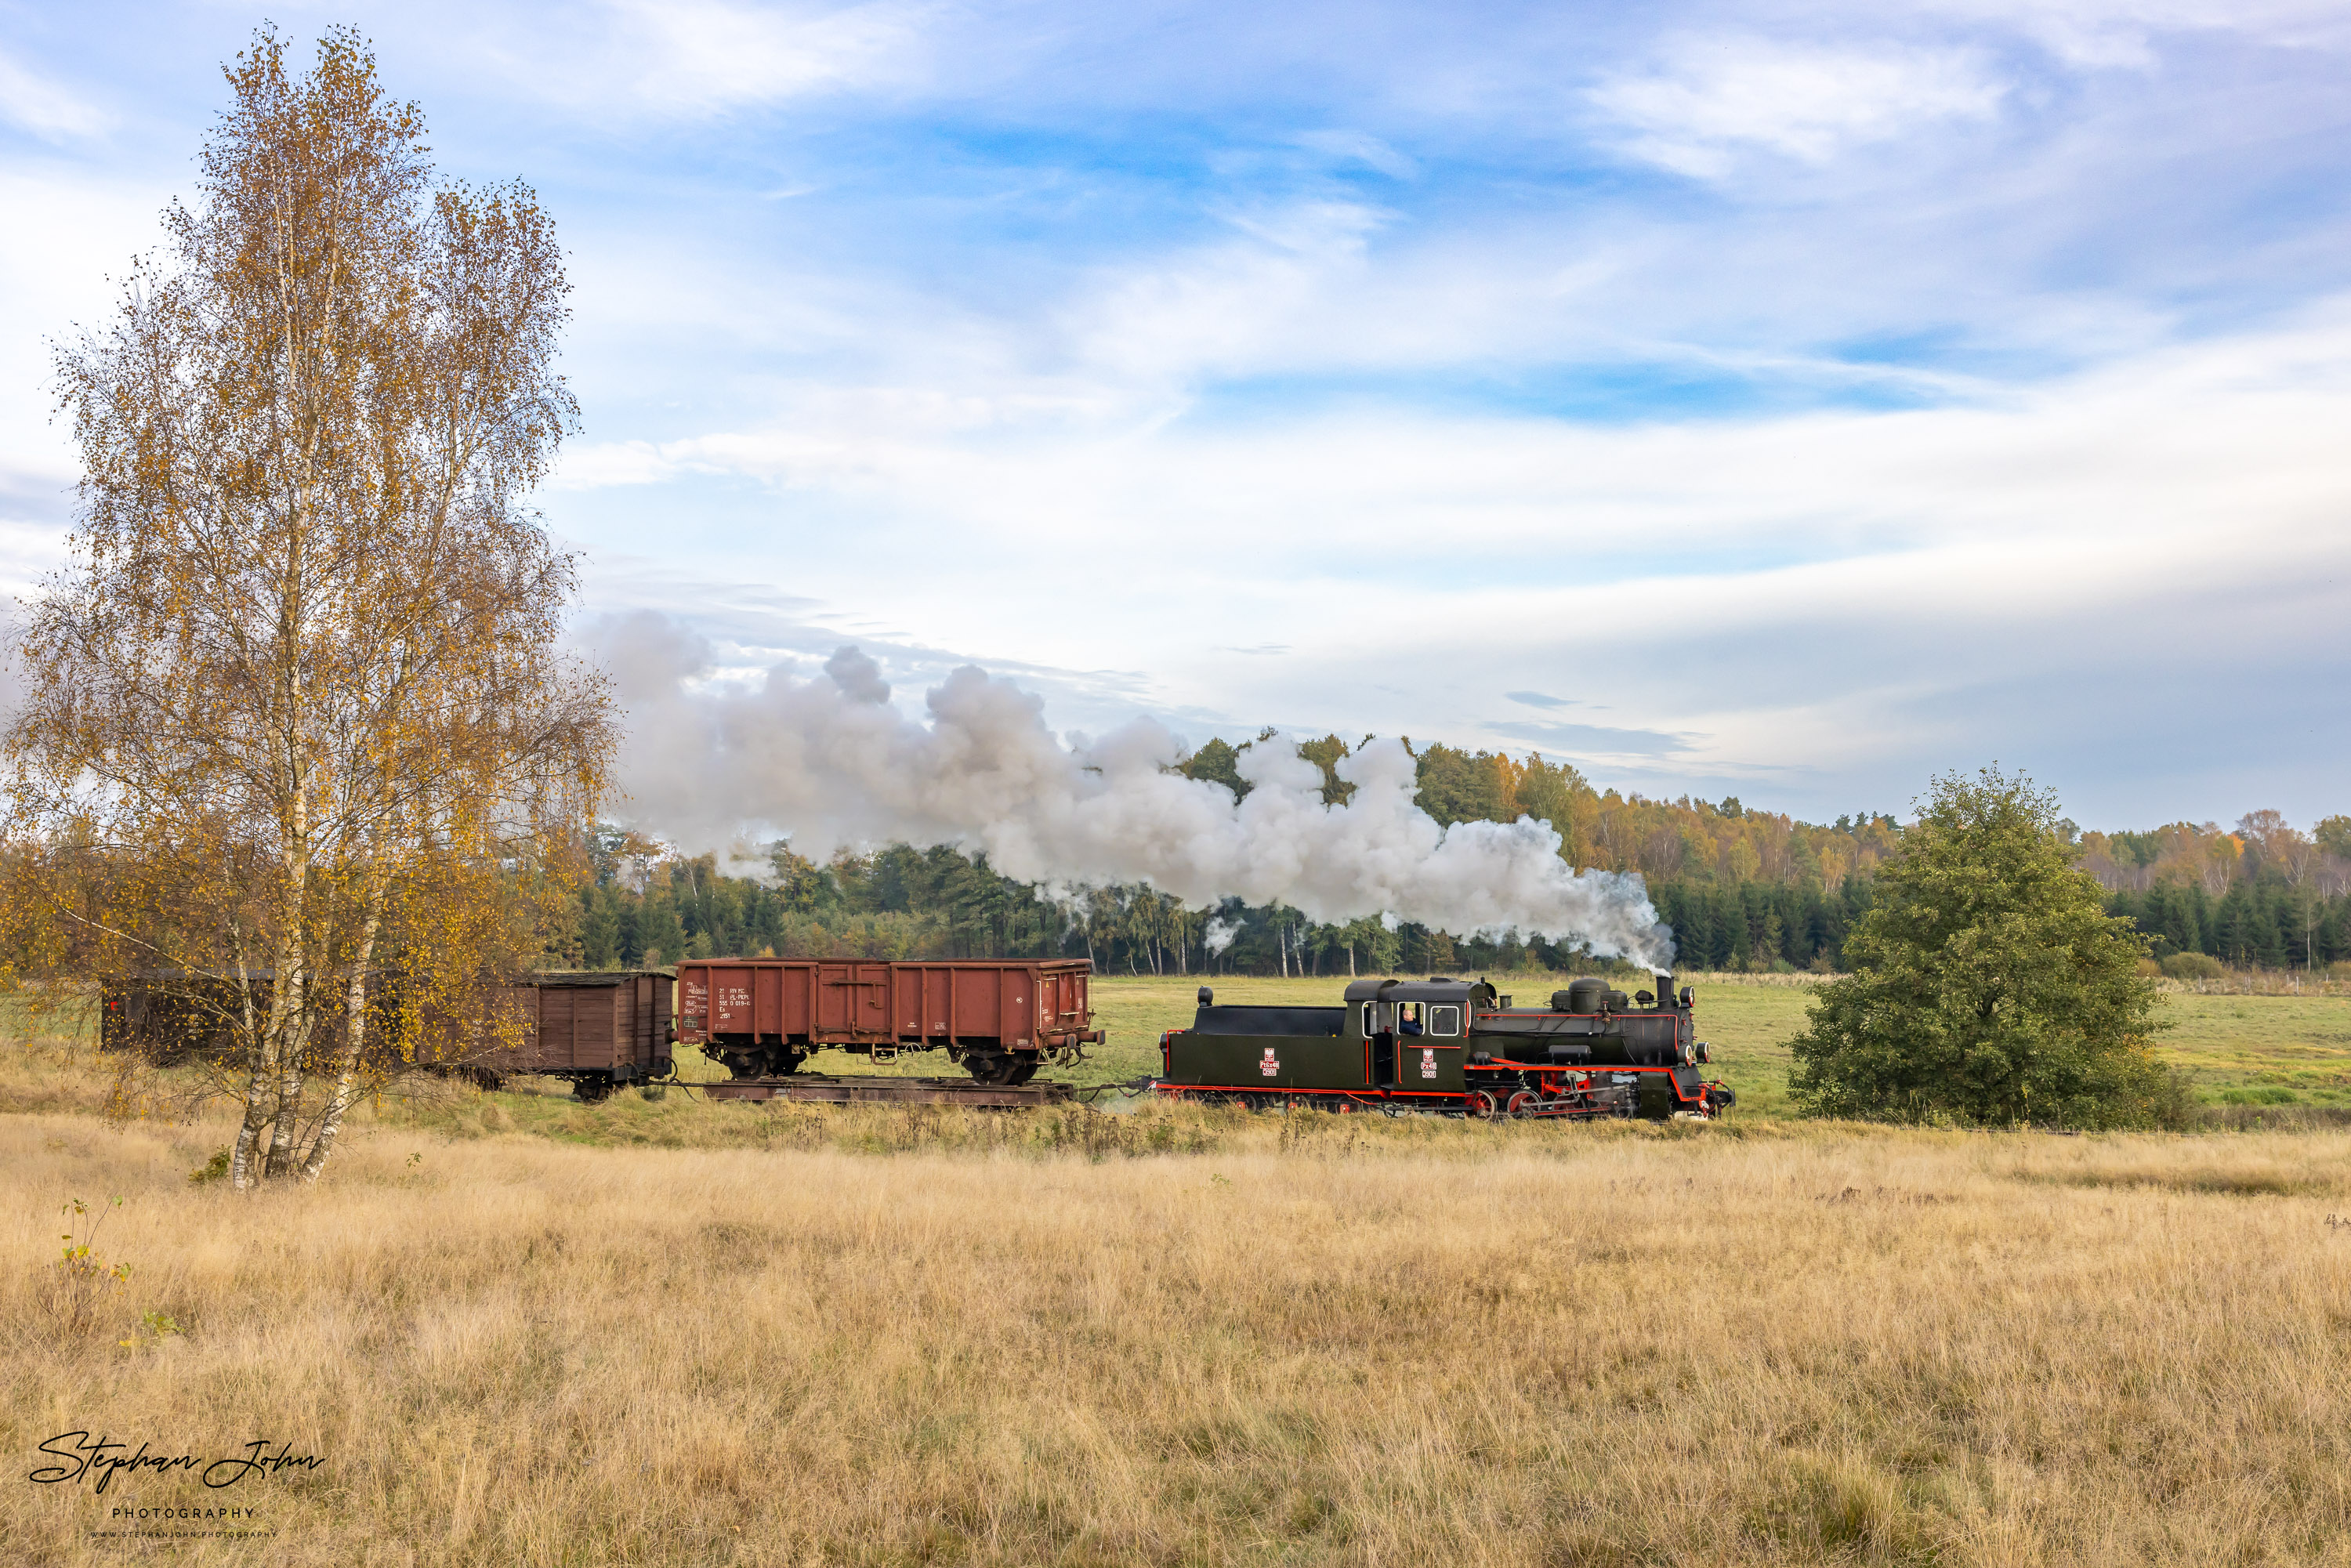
<box><xmin>1429</xmin><ymin>1004</ymin><xmax>1462</xmax><ymax>1037</ymax></box>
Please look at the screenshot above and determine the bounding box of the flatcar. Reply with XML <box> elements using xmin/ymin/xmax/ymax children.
<box><xmin>1156</xmin><ymin>973</ymin><xmax>1735</xmax><ymax>1119</ymax></box>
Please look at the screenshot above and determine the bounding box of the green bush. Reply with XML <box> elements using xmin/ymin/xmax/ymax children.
<box><xmin>2161</xmin><ymin>952</ymin><xmax>2228</xmax><ymax>981</ymax></box>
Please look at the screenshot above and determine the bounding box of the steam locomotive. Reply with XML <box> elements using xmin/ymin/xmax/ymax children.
<box><xmin>1155</xmin><ymin>973</ymin><xmax>1735</xmax><ymax>1119</ymax></box>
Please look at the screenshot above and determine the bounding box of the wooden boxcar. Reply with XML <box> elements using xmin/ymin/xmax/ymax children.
<box><xmin>674</xmin><ymin>958</ymin><xmax>1099</xmax><ymax>1085</ymax></box>
<box><xmin>97</xmin><ymin>969</ymin><xmax>676</xmax><ymax>1103</ymax></box>
<box><xmin>482</xmin><ymin>970</ymin><xmax>676</xmax><ymax>1099</ymax></box>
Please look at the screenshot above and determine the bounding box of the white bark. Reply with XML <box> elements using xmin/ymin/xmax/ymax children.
<box><xmin>300</xmin><ymin>864</ymin><xmax>385</xmax><ymax>1182</ymax></box>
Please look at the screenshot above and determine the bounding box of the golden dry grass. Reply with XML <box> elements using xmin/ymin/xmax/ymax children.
<box><xmin>5</xmin><ymin>1098</ymin><xmax>2351</xmax><ymax>1566</ymax></box>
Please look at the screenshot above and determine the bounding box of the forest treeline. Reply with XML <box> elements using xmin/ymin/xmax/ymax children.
<box><xmin>558</xmin><ymin>734</ymin><xmax>2351</xmax><ymax>977</ymax></box>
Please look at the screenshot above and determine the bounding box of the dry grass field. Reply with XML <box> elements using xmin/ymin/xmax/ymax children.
<box><xmin>5</xmin><ymin>1063</ymin><xmax>2351</xmax><ymax>1564</ymax></box>
<box><xmin>6</xmin><ymin>980</ymin><xmax>2351</xmax><ymax>1565</ymax></box>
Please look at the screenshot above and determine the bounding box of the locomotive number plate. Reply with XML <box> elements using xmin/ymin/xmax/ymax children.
<box><xmin>1420</xmin><ymin>1048</ymin><xmax>1437</xmax><ymax>1079</ymax></box>
<box><xmin>1260</xmin><ymin>1048</ymin><xmax>1279</xmax><ymax>1077</ymax></box>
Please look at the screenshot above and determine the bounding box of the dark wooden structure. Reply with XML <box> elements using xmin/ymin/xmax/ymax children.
<box><xmin>487</xmin><ymin>970</ymin><xmax>675</xmax><ymax>1100</ymax></box>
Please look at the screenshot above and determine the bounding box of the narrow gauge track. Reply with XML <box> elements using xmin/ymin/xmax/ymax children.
<box><xmin>701</xmin><ymin>1073</ymin><xmax>1082</xmax><ymax>1108</ymax></box>
<box><xmin>1152</xmin><ymin>1083</ymin><xmax>1670</xmax><ymax>1119</ymax></box>
<box><xmin>690</xmin><ymin>1074</ymin><xmax>1648</xmax><ymax>1117</ymax></box>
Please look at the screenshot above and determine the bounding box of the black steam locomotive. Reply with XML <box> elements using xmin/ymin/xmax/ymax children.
<box><xmin>1156</xmin><ymin>974</ymin><xmax>1734</xmax><ymax>1120</ymax></box>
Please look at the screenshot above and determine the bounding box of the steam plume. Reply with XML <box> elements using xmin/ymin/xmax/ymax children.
<box><xmin>1203</xmin><ymin>916</ymin><xmax>1241</xmax><ymax>957</ymax></box>
<box><xmin>600</xmin><ymin>615</ymin><xmax>1675</xmax><ymax>967</ymax></box>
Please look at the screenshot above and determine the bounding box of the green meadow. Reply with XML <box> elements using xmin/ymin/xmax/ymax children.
<box><xmin>1068</xmin><ymin>972</ymin><xmax>2351</xmax><ymax>1117</ymax></box>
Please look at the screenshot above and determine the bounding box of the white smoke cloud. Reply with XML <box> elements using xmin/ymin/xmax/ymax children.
<box><xmin>597</xmin><ymin>613</ymin><xmax>1675</xmax><ymax>966</ymax></box>
<box><xmin>1203</xmin><ymin>915</ymin><xmax>1241</xmax><ymax>957</ymax></box>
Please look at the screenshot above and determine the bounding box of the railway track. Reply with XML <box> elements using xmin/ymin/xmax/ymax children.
<box><xmin>701</xmin><ymin>1073</ymin><xmax>1082</xmax><ymax>1107</ymax></box>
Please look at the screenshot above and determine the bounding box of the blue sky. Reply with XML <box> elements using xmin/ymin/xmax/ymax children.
<box><xmin>3</xmin><ymin>0</ymin><xmax>2348</xmax><ymax>831</ymax></box>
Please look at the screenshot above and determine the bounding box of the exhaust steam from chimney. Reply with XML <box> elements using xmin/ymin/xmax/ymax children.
<box><xmin>596</xmin><ymin>614</ymin><xmax>1675</xmax><ymax>967</ymax></box>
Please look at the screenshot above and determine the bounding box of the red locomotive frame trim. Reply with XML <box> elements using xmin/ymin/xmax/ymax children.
<box><xmin>1161</xmin><ymin>1082</ymin><xmax>1470</xmax><ymax>1101</ymax></box>
<box><xmin>1479</xmin><ymin>1058</ymin><xmax>1704</xmax><ymax>1099</ymax></box>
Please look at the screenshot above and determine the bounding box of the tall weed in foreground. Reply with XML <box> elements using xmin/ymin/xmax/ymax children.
<box><xmin>39</xmin><ymin>1195</ymin><xmax>129</xmax><ymax>1338</ymax></box>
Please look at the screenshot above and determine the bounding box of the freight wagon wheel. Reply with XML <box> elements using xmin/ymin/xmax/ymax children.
<box><xmin>1005</xmin><ymin>1059</ymin><xmax>1039</xmax><ymax>1086</ymax></box>
<box><xmin>965</xmin><ymin>1053</ymin><xmax>1022</xmax><ymax>1086</ymax></box>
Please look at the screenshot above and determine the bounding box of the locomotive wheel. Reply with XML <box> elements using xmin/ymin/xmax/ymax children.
<box><xmin>1465</xmin><ymin>1088</ymin><xmax>1500</xmax><ymax>1120</ymax></box>
<box><xmin>1505</xmin><ymin>1090</ymin><xmax>1538</xmax><ymax>1118</ymax></box>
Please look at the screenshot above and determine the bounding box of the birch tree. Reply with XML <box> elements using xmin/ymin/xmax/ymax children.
<box><xmin>5</xmin><ymin>27</ymin><xmax>614</xmax><ymax>1186</ymax></box>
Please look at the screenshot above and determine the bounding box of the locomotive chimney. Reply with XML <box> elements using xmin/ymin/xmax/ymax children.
<box><xmin>1656</xmin><ymin>972</ymin><xmax>1675</xmax><ymax>1009</ymax></box>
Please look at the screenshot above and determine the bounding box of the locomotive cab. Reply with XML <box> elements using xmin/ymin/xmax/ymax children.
<box><xmin>1345</xmin><ymin>978</ymin><xmax>1473</xmax><ymax>1092</ymax></box>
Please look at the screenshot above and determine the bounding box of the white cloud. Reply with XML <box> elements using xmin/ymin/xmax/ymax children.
<box><xmin>545</xmin><ymin>298</ymin><xmax>2351</xmax><ymax>822</ymax></box>
<box><xmin>1591</xmin><ymin>36</ymin><xmax>2008</xmax><ymax>178</ymax></box>
<box><xmin>1291</xmin><ymin>129</ymin><xmax>1419</xmax><ymax>180</ymax></box>
<box><xmin>587</xmin><ymin>0</ymin><xmax>930</xmax><ymax>111</ymax></box>
<box><xmin>1922</xmin><ymin>0</ymin><xmax>2351</xmax><ymax>68</ymax></box>
<box><xmin>0</xmin><ymin>50</ymin><xmax>110</xmax><ymax>140</ymax></box>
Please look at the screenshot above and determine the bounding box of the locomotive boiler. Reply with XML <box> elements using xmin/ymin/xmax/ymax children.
<box><xmin>1156</xmin><ymin>973</ymin><xmax>1735</xmax><ymax>1119</ymax></box>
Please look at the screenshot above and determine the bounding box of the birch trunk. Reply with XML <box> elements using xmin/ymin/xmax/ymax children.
<box><xmin>263</xmin><ymin>924</ymin><xmax>311</xmax><ymax>1178</ymax></box>
<box><xmin>299</xmin><ymin>865</ymin><xmax>385</xmax><ymax>1181</ymax></box>
<box><xmin>263</xmin><ymin>824</ymin><xmax>312</xmax><ymax>1177</ymax></box>
<box><xmin>227</xmin><ymin>920</ymin><xmax>271</xmax><ymax>1189</ymax></box>
<box><xmin>230</xmin><ymin>1063</ymin><xmax>274</xmax><ymax>1190</ymax></box>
